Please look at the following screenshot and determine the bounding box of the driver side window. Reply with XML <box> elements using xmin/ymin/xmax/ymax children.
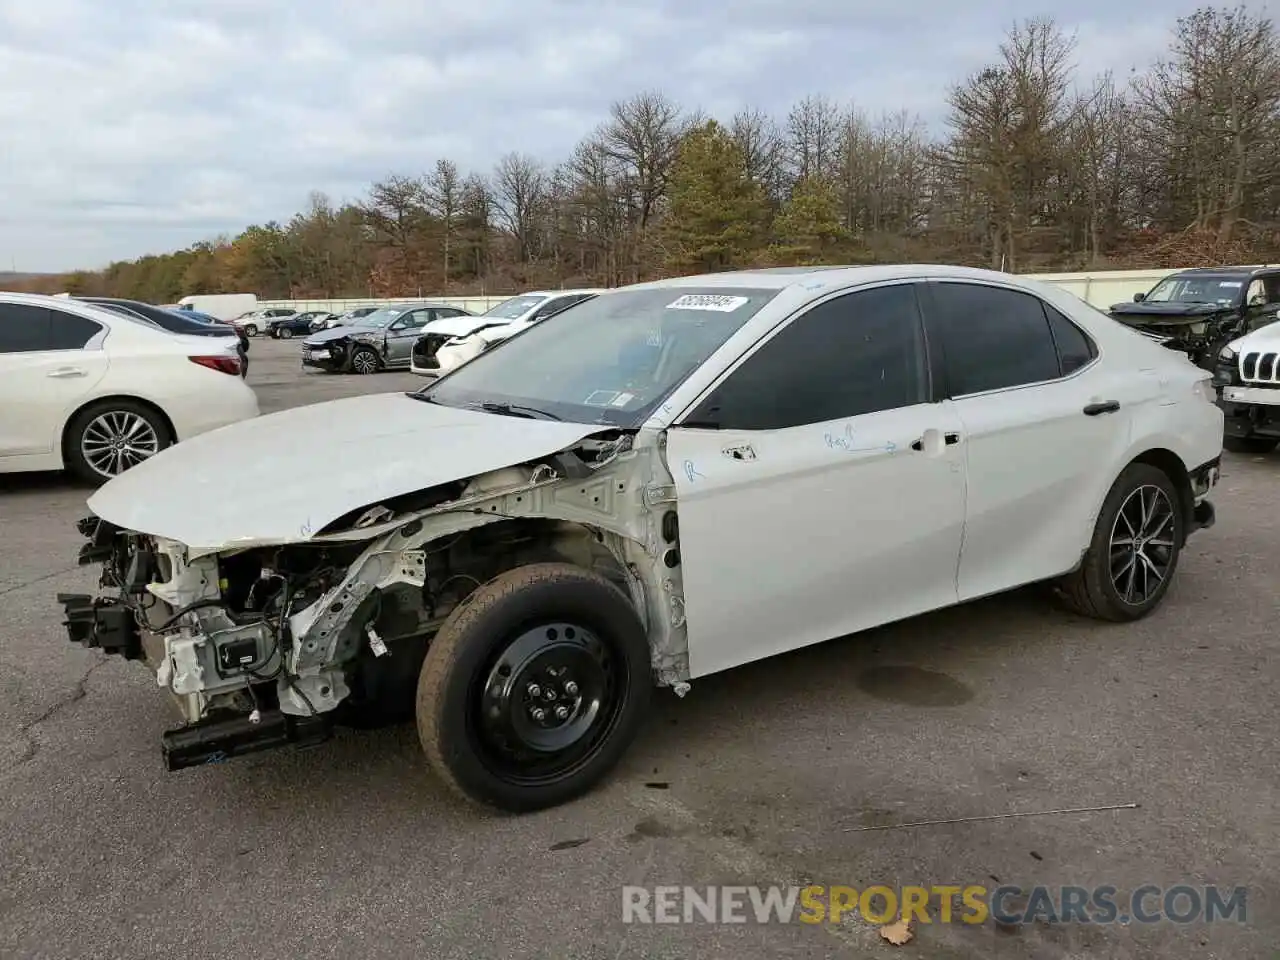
<box><xmin>684</xmin><ymin>284</ymin><xmax>928</xmax><ymax>431</ymax></box>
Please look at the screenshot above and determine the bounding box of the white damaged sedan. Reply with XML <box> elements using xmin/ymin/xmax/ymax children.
<box><xmin>59</xmin><ymin>265</ymin><xmax>1223</xmax><ymax>812</ymax></box>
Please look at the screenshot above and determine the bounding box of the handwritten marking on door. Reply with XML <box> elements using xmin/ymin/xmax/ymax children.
<box><xmin>823</xmin><ymin>423</ymin><xmax>897</xmax><ymax>455</ymax></box>
<box><xmin>682</xmin><ymin>460</ymin><xmax>706</xmax><ymax>483</ymax></box>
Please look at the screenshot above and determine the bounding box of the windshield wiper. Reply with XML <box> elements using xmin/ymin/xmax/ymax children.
<box><xmin>476</xmin><ymin>401</ymin><xmax>563</xmax><ymax>421</ymax></box>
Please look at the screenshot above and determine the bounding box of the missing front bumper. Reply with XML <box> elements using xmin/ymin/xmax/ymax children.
<box><xmin>162</xmin><ymin>710</ymin><xmax>331</xmax><ymax>770</ymax></box>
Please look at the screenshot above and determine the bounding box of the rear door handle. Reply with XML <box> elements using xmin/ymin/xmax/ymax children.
<box><xmin>47</xmin><ymin>367</ymin><xmax>87</xmax><ymax>379</ymax></box>
<box><xmin>1083</xmin><ymin>401</ymin><xmax>1120</xmax><ymax>416</ymax></box>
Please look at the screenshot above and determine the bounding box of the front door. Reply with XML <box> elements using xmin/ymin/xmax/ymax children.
<box><xmin>665</xmin><ymin>282</ymin><xmax>968</xmax><ymax>679</ymax></box>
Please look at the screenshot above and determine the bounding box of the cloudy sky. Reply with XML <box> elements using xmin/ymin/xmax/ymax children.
<box><xmin>0</xmin><ymin>0</ymin><xmax>1201</xmax><ymax>272</ymax></box>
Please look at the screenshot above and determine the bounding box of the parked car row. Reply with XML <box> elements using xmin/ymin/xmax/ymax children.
<box><xmin>295</xmin><ymin>288</ymin><xmax>606</xmax><ymax>377</ymax></box>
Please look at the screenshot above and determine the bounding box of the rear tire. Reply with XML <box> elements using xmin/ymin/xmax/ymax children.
<box><xmin>1224</xmin><ymin>435</ymin><xmax>1278</xmax><ymax>454</ymax></box>
<box><xmin>1054</xmin><ymin>463</ymin><xmax>1184</xmax><ymax>622</ymax></box>
<box><xmin>416</xmin><ymin>563</ymin><xmax>651</xmax><ymax>812</ymax></box>
<box><xmin>243</xmin><ymin>323</ymin><xmax>259</xmax><ymax>337</ymax></box>
<box><xmin>64</xmin><ymin>399</ymin><xmax>173</xmax><ymax>486</ymax></box>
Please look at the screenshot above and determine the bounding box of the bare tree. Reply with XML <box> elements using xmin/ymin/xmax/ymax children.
<box><xmin>785</xmin><ymin>94</ymin><xmax>842</xmax><ymax>184</ymax></box>
<box><xmin>1133</xmin><ymin>6</ymin><xmax>1280</xmax><ymax>242</ymax></box>
<box><xmin>425</xmin><ymin>159</ymin><xmax>462</xmax><ymax>291</ymax></box>
<box><xmin>492</xmin><ymin>153</ymin><xmax>547</xmax><ymax>264</ymax></box>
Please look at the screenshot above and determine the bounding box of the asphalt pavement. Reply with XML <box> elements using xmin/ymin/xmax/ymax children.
<box><xmin>0</xmin><ymin>337</ymin><xmax>1275</xmax><ymax>959</ymax></box>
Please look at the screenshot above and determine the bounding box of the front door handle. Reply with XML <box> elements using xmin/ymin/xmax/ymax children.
<box><xmin>1083</xmin><ymin>401</ymin><xmax>1120</xmax><ymax>416</ymax></box>
<box><xmin>910</xmin><ymin>431</ymin><xmax>962</xmax><ymax>452</ymax></box>
<box><xmin>47</xmin><ymin>367</ymin><xmax>87</xmax><ymax>379</ymax></box>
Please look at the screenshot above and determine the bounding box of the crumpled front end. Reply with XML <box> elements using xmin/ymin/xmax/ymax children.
<box><xmin>56</xmin><ymin>423</ymin><xmax>688</xmax><ymax>776</ymax></box>
<box><xmin>58</xmin><ymin>515</ymin><xmax>344</xmax><ymax>768</ymax></box>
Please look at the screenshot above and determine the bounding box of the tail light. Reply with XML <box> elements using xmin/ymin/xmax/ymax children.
<box><xmin>189</xmin><ymin>355</ymin><xmax>242</xmax><ymax>376</ymax></box>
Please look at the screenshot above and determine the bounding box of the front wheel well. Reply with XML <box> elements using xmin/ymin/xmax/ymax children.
<box><xmin>60</xmin><ymin>395</ymin><xmax>178</xmax><ymax>461</ymax></box>
<box><xmin>1127</xmin><ymin>448</ymin><xmax>1193</xmax><ymax>544</ymax></box>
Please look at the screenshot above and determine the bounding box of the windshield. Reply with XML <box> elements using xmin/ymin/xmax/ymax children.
<box><xmin>1144</xmin><ymin>275</ymin><xmax>1244</xmax><ymax>306</ymax></box>
<box><xmin>417</xmin><ymin>287</ymin><xmax>780</xmax><ymax>426</ymax></box>
<box><xmin>481</xmin><ymin>295</ymin><xmax>548</xmax><ymax>320</ymax></box>
<box><xmin>350</xmin><ymin>306</ymin><xmax>404</xmax><ymax>328</ymax></box>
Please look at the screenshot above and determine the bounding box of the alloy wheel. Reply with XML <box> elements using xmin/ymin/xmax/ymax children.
<box><xmin>1109</xmin><ymin>484</ymin><xmax>1176</xmax><ymax>605</ymax></box>
<box><xmin>80</xmin><ymin>411</ymin><xmax>160</xmax><ymax>478</ymax></box>
<box><xmin>352</xmin><ymin>350</ymin><xmax>378</xmax><ymax>374</ymax></box>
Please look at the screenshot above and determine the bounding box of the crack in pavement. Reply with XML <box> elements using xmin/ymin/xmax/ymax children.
<box><xmin>0</xmin><ymin>565</ymin><xmax>84</xmax><ymax>598</ymax></box>
<box><xmin>6</xmin><ymin>656</ymin><xmax>109</xmax><ymax>771</ymax></box>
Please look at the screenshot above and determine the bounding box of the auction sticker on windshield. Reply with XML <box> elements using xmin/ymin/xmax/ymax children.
<box><xmin>666</xmin><ymin>294</ymin><xmax>750</xmax><ymax>312</ymax></box>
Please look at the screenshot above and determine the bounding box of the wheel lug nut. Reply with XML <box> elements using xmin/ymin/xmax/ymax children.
<box><xmin>554</xmin><ymin>705</ymin><xmax>569</xmax><ymax>720</ymax></box>
<box><xmin>564</xmin><ymin>681</ymin><xmax>578</xmax><ymax>696</ymax></box>
<box><xmin>527</xmin><ymin>683</ymin><xmax>540</xmax><ymax>697</ymax></box>
<box><xmin>531</xmin><ymin>707</ymin><xmax>546</xmax><ymax>721</ymax></box>
<box><xmin>543</xmin><ymin>688</ymin><xmax>556</xmax><ymax>701</ymax></box>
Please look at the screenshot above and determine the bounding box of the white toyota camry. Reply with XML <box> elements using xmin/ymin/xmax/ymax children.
<box><xmin>59</xmin><ymin>265</ymin><xmax>1221</xmax><ymax>812</ymax></box>
<box><xmin>0</xmin><ymin>293</ymin><xmax>259</xmax><ymax>483</ymax></box>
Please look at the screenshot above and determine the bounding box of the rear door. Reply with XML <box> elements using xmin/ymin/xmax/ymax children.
<box><xmin>918</xmin><ymin>280</ymin><xmax>1134</xmax><ymax>601</ymax></box>
<box><xmin>0</xmin><ymin>304</ymin><xmax>109</xmax><ymax>458</ymax></box>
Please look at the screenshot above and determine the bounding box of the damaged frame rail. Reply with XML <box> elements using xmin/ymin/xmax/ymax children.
<box><xmin>57</xmin><ymin>430</ymin><xmax>694</xmax><ymax>772</ymax></box>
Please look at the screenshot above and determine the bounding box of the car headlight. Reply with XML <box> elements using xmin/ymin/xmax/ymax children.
<box><xmin>1218</xmin><ymin>346</ymin><xmax>1237</xmax><ymax>363</ymax></box>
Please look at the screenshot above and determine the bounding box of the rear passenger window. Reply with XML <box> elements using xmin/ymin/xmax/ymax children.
<box><xmin>928</xmin><ymin>283</ymin><xmax>1060</xmax><ymax>395</ymax></box>
<box><xmin>1045</xmin><ymin>305</ymin><xmax>1097</xmax><ymax>374</ymax></box>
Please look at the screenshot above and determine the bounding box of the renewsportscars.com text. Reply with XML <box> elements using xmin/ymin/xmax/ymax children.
<box><xmin>621</xmin><ymin>884</ymin><xmax>1247</xmax><ymax>926</ymax></box>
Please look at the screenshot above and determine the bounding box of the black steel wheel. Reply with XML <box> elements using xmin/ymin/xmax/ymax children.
<box><xmin>417</xmin><ymin>563</ymin><xmax>651</xmax><ymax>812</ymax></box>
<box><xmin>1054</xmin><ymin>462</ymin><xmax>1185</xmax><ymax>621</ymax></box>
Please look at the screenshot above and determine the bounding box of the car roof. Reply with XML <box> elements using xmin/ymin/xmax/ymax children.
<box><xmin>518</xmin><ymin>288</ymin><xmax>607</xmax><ymax>297</ymax></box>
<box><xmin>619</xmin><ymin>264</ymin><xmax>1061</xmax><ymax>294</ymax></box>
<box><xmin>1172</xmin><ymin>265</ymin><xmax>1280</xmax><ymax>278</ymax></box>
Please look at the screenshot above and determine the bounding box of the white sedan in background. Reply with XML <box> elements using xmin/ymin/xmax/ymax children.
<box><xmin>0</xmin><ymin>293</ymin><xmax>259</xmax><ymax>484</ymax></box>
<box><xmin>410</xmin><ymin>289</ymin><xmax>604</xmax><ymax>377</ymax></box>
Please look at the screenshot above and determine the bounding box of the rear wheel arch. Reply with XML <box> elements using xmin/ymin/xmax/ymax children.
<box><xmin>60</xmin><ymin>394</ymin><xmax>178</xmax><ymax>460</ymax></box>
<box><xmin>1127</xmin><ymin>448</ymin><xmax>1194</xmax><ymax>544</ymax></box>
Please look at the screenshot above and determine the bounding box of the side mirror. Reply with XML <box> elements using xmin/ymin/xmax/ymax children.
<box><xmin>1133</xmin><ymin>292</ymin><xmax>1146</xmax><ymax>302</ymax></box>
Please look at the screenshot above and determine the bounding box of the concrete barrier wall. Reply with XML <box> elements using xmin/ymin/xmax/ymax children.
<box><xmin>256</xmin><ymin>265</ymin><xmax>1276</xmax><ymax>314</ymax></box>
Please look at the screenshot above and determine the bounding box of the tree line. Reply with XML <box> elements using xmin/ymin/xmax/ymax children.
<box><xmin>14</xmin><ymin>6</ymin><xmax>1280</xmax><ymax>304</ymax></box>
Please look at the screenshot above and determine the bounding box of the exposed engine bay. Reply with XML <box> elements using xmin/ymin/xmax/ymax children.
<box><xmin>59</xmin><ymin>430</ymin><xmax>690</xmax><ymax>771</ymax></box>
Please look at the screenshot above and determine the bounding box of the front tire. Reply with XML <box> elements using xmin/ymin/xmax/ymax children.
<box><xmin>1054</xmin><ymin>463</ymin><xmax>1185</xmax><ymax>621</ymax></box>
<box><xmin>1224</xmin><ymin>435</ymin><xmax>1278</xmax><ymax>454</ymax></box>
<box><xmin>64</xmin><ymin>400</ymin><xmax>173</xmax><ymax>486</ymax></box>
<box><xmin>350</xmin><ymin>347</ymin><xmax>380</xmax><ymax>375</ymax></box>
<box><xmin>416</xmin><ymin>563</ymin><xmax>651</xmax><ymax>812</ymax></box>
<box><xmin>243</xmin><ymin>323</ymin><xmax>259</xmax><ymax>337</ymax></box>
<box><xmin>279</xmin><ymin>327</ymin><xmax>294</xmax><ymax>339</ymax></box>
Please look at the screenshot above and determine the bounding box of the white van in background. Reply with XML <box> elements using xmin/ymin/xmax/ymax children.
<box><xmin>176</xmin><ymin>293</ymin><xmax>258</xmax><ymax>321</ymax></box>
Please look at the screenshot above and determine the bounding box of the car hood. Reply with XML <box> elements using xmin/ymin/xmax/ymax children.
<box><xmin>1108</xmin><ymin>301</ymin><xmax>1229</xmax><ymax>324</ymax></box>
<box><xmin>1226</xmin><ymin>319</ymin><xmax>1280</xmax><ymax>353</ymax></box>
<box><xmin>86</xmin><ymin>392</ymin><xmax>614</xmax><ymax>556</ymax></box>
<box><xmin>302</xmin><ymin>325</ymin><xmax>382</xmax><ymax>346</ymax></box>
